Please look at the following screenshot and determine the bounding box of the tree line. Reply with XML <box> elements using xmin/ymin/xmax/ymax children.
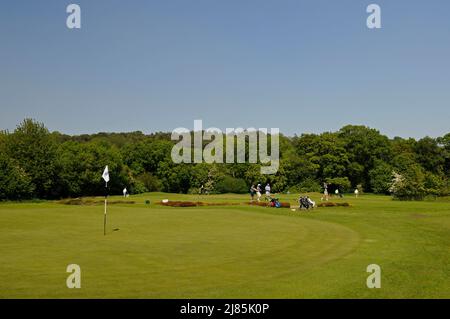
<box><xmin>0</xmin><ymin>119</ymin><xmax>449</xmax><ymax>200</ymax></box>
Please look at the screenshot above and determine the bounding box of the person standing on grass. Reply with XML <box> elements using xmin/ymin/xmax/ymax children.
<box><xmin>256</xmin><ymin>184</ymin><xmax>262</xmax><ymax>202</ymax></box>
<box><xmin>355</xmin><ymin>188</ymin><xmax>359</xmax><ymax>198</ymax></box>
<box><xmin>322</xmin><ymin>182</ymin><xmax>329</xmax><ymax>201</ymax></box>
<box><xmin>250</xmin><ymin>185</ymin><xmax>257</xmax><ymax>202</ymax></box>
<box><xmin>265</xmin><ymin>183</ymin><xmax>271</xmax><ymax>197</ymax></box>
<box><xmin>123</xmin><ymin>187</ymin><xmax>127</xmax><ymax>198</ymax></box>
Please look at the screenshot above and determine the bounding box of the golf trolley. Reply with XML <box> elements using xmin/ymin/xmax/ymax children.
<box><xmin>299</xmin><ymin>196</ymin><xmax>315</xmax><ymax>210</ymax></box>
<box><xmin>265</xmin><ymin>195</ymin><xmax>282</xmax><ymax>208</ymax></box>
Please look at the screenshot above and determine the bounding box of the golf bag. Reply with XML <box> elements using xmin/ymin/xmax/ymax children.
<box><xmin>307</xmin><ymin>197</ymin><xmax>316</xmax><ymax>208</ymax></box>
<box><xmin>269</xmin><ymin>197</ymin><xmax>282</xmax><ymax>208</ymax></box>
<box><xmin>299</xmin><ymin>196</ymin><xmax>314</xmax><ymax>210</ymax></box>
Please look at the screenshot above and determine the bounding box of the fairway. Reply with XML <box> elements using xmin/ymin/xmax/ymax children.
<box><xmin>0</xmin><ymin>193</ymin><xmax>449</xmax><ymax>298</ymax></box>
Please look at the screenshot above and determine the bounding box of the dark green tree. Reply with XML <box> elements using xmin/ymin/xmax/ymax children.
<box><xmin>3</xmin><ymin>119</ymin><xmax>59</xmax><ymax>198</ymax></box>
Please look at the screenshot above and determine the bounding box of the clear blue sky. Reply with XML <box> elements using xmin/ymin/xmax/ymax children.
<box><xmin>1</xmin><ymin>0</ymin><xmax>449</xmax><ymax>138</ymax></box>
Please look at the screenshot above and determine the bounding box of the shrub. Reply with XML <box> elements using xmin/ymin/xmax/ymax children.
<box><xmin>138</xmin><ymin>172</ymin><xmax>162</xmax><ymax>192</ymax></box>
<box><xmin>423</xmin><ymin>172</ymin><xmax>447</xmax><ymax>196</ymax></box>
<box><xmin>369</xmin><ymin>161</ymin><xmax>393</xmax><ymax>194</ymax></box>
<box><xmin>0</xmin><ymin>154</ymin><xmax>35</xmax><ymax>200</ymax></box>
<box><xmin>214</xmin><ymin>176</ymin><xmax>248</xmax><ymax>194</ymax></box>
<box><xmin>326</xmin><ymin>177</ymin><xmax>351</xmax><ymax>192</ymax></box>
<box><xmin>131</xmin><ymin>180</ymin><xmax>148</xmax><ymax>194</ymax></box>
<box><xmin>289</xmin><ymin>179</ymin><xmax>322</xmax><ymax>193</ymax></box>
<box><xmin>389</xmin><ymin>166</ymin><xmax>426</xmax><ymax>200</ymax></box>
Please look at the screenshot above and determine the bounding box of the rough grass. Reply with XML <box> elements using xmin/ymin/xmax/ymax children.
<box><xmin>0</xmin><ymin>193</ymin><xmax>449</xmax><ymax>298</ymax></box>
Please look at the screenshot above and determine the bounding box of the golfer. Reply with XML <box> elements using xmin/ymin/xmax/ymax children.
<box><xmin>265</xmin><ymin>183</ymin><xmax>271</xmax><ymax>197</ymax></box>
<box><xmin>355</xmin><ymin>188</ymin><xmax>359</xmax><ymax>198</ymax></box>
<box><xmin>256</xmin><ymin>184</ymin><xmax>262</xmax><ymax>201</ymax></box>
<box><xmin>123</xmin><ymin>187</ymin><xmax>127</xmax><ymax>197</ymax></box>
<box><xmin>323</xmin><ymin>189</ymin><xmax>328</xmax><ymax>201</ymax></box>
<box><xmin>250</xmin><ymin>185</ymin><xmax>257</xmax><ymax>202</ymax></box>
<box><xmin>322</xmin><ymin>183</ymin><xmax>329</xmax><ymax>201</ymax></box>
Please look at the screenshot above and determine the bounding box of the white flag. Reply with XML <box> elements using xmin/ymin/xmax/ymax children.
<box><xmin>102</xmin><ymin>165</ymin><xmax>110</xmax><ymax>183</ymax></box>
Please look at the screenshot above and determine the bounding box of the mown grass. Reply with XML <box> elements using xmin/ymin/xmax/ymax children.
<box><xmin>0</xmin><ymin>193</ymin><xmax>448</xmax><ymax>298</ymax></box>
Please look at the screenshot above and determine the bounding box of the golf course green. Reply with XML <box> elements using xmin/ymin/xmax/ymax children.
<box><xmin>0</xmin><ymin>193</ymin><xmax>449</xmax><ymax>298</ymax></box>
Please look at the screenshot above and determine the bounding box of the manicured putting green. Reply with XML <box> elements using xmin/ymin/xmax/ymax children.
<box><xmin>0</xmin><ymin>204</ymin><xmax>357</xmax><ymax>298</ymax></box>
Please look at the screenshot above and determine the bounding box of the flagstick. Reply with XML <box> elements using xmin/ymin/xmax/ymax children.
<box><xmin>104</xmin><ymin>181</ymin><xmax>108</xmax><ymax>236</ymax></box>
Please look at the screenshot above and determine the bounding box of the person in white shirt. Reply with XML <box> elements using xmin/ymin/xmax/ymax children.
<box><xmin>354</xmin><ymin>189</ymin><xmax>359</xmax><ymax>198</ymax></box>
<box><xmin>265</xmin><ymin>184</ymin><xmax>271</xmax><ymax>197</ymax></box>
<box><xmin>321</xmin><ymin>182</ymin><xmax>329</xmax><ymax>201</ymax></box>
<box><xmin>123</xmin><ymin>187</ymin><xmax>127</xmax><ymax>198</ymax></box>
<box><xmin>256</xmin><ymin>184</ymin><xmax>262</xmax><ymax>201</ymax></box>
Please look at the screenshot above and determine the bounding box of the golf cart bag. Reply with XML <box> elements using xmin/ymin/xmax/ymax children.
<box><xmin>269</xmin><ymin>197</ymin><xmax>282</xmax><ymax>208</ymax></box>
<box><xmin>299</xmin><ymin>196</ymin><xmax>314</xmax><ymax>210</ymax></box>
<box><xmin>307</xmin><ymin>197</ymin><xmax>316</xmax><ymax>208</ymax></box>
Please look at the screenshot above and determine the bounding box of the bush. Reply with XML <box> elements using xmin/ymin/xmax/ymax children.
<box><xmin>4</xmin><ymin>119</ymin><xmax>59</xmax><ymax>198</ymax></box>
<box><xmin>326</xmin><ymin>177</ymin><xmax>351</xmax><ymax>192</ymax></box>
<box><xmin>214</xmin><ymin>176</ymin><xmax>248</xmax><ymax>194</ymax></box>
<box><xmin>423</xmin><ymin>172</ymin><xmax>447</xmax><ymax>196</ymax></box>
<box><xmin>131</xmin><ymin>180</ymin><xmax>148</xmax><ymax>194</ymax></box>
<box><xmin>138</xmin><ymin>172</ymin><xmax>162</xmax><ymax>192</ymax></box>
<box><xmin>289</xmin><ymin>179</ymin><xmax>322</xmax><ymax>193</ymax></box>
<box><xmin>0</xmin><ymin>154</ymin><xmax>35</xmax><ymax>200</ymax></box>
<box><xmin>369</xmin><ymin>161</ymin><xmax>393</xmax><ymax>194</ymax></box>
<box><xmin>389</xmin><ymin>166</ymin><xmax>426</xmax><ymax>200</ymax></box>
<box><xmin>298</xmin><ymin>179</ymin><xmax>322</xmax><ymax>193</ymax></box>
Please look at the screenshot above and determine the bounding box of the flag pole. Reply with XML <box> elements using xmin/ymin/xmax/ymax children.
<box><xmin>102</xmin><ymin>165</ymin><xmax>110</xmax><ymax>236</ymax></box>
<box><xmin>104</xmin><ymin>181</ymin><xmax>108</xmax><ymax>236</ymax></box>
